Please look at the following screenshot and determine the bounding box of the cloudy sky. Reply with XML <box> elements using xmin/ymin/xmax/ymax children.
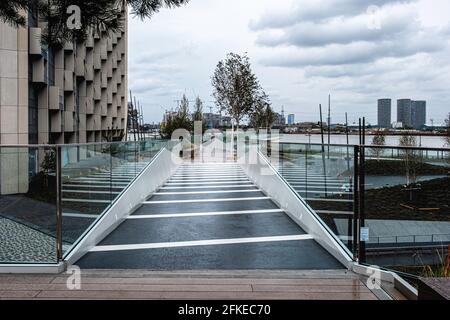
<box><xmin>128</xmin><ymin>0</ymin><xmax>450</xmax><ymax>125</ymax></box>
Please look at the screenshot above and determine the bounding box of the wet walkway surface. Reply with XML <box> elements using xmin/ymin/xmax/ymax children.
<box><xmin>77</xmin><ymin>163</ymin><xmax>343</xmax><ymax>270</ymax></box>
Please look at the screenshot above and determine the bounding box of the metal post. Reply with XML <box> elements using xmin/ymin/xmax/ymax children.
<box><xmin>319</xmin><ymin>104</ymin><xmax>328</xmax><ymax>197</ymax></box>
<box><xmin>110</xmin><ymin>143</ymin><xmax>113</xmax><ymax>201</ymax></box>
<box><xmin>359</xmin><ymin>142</ymin><xmax>367</xmax><ymax>263</ymax></box>
<box><xmin>134</xmin><ymin>96</ymin><xmax>140</xmax><ymax>141</ymax></box>
<box><xmin>352</xmin><ymin>145</ymin><xmax>359</xmax><ymax>260</ymax></box>
<box><xmin>130</xmin><ymin>91</ymin><xmax>137</xmax><ymax>142</ymax></box>
<box><xmin>55</xmin><ymin>146</ymin><xmax>63</xmax><ymax>262</ymax></box>
<box><xmin>327</xmin><ymin>94</ymin><xmax>331</xmax><ymax>159</ymax></box>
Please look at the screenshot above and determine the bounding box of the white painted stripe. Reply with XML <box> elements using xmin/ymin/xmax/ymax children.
<box><xmin>316</xmin><ymin>210</ymin><xmax>354</xmax><ymax>216</ymax></box>
<box><xmin>179</xmin><ymin>168</ymin><xmax>241</xmax><ymax>171</ymax></box>
<box><xmin>285</xmin><ymin>179</ymin><xmax>346</xmax><ymax>183</ymax></box>
<box><xmin>173</xmin><ymin>172</ymin><xmax>246</xmax><ymax>175</ymax></box>
<box><xmin>171</xmin><ymin>175</ymin><xmax>248</xmax><ymax>180</ymax></box>
<box><xmin>292</xmin><ymin>184</ymin><xmax>348</xmax><ymax>189</ymax></box>
<box><xmin>177</xmin><ymin>169</ymin><xmax>242</xmax><ymax>171</ymax></box>
<box><xmin>62</xmin><ymin>189</ymin><xmax>121</xmax><ymax>194</ymax></box>
<box><xmin>289</xmin><ymin>182</ymin><xmax>347</xmax><ymax>186</ymax></box>
<box><xmin>62</xmin><ymin>184</ymin><xmax>125</xmax><ymax>189</ymax></box>
<box><xmin>169</xmin><ymin>178</ymin><xmax>249</xmax><ymax>183</ymax></box>
<box><xmin>176</xmin><ymin>171</ymin><xmax>244</xmax><ymax>174</ymax></box>
<box><xmin>92</xmin><ymin>174</ymin><xmax>136</xmax><ymax>178</ymax></box>
<box><xmin>304</xmin><ymin>198</ymin><xmax>353</xmax><ymax>203</ymax></box>
<box><xmin>166</xmin><ymin>181</ymin><xmax>252</xmax><ymax>186</ymax></box>
<box><xmin>295</xmin><ymin>190</ymin><xmax>353</xmax><ymax>195</ymax></box>
<box><xmin>282</xmin><ymin>174</ymin><xmax>342</xmax><ymax>178</ymax></box>
<box><xmin>143</xmin><ymin>197</ymin><xmax>270</xmax><ymax>204</ymax></box>
<box><xmin>63</xmin><ymin>212</ymin><xmax>98</xmax><ymax>219</ymax></box>
<box><xmin>173</xmin><ymin>172</ymin><xmax>245</xmax><ymax>175</ymax></box>
<box><xmin>128</xmin><ymin>209</ymin><xmax>284</xmax><ymax>219</ymax></box>
<box><xmin>64</xmin><ymin>182</ymin><xmax>129</xmax><ymax>186</ymax></box>
<box><xmin>90</xmin><ymin>234</ymin><xmax>313</xmax><ymax>252</ymax></box>
<box><xmin>154</xmin><ymin>189</ymin><xmax>261</xmax><ymax>195</ymax></box>
<box><xmin>177</xmin><ymin>167</ymin><xmax>242</xmax><ymax>170</ymax></box>
<box><xmin>62</xmin><ymin>198</ymin><xmax>111</xmax><ymax>204</ymax></box>
<box><xmin>160</xmin><ymin>184</ymin><xmax>255</xmax><ymax>190</ymax></box>
<box><xmin>180</xmin><ymin>164</ymin><xmax>239</xmax><ymax>166</ymax></box>
<box><xmin>72</xmin><ymin>178</ymin><xmax>132</xmax><ymax>182</ymax></box>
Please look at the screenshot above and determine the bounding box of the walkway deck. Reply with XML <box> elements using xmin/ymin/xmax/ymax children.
<box><xmin>76</xmin><ymin>163</ymin><xmax>343</xmax><ymax>270</ymax></box>
<box><xmin>0</xmin><ymin>270</ymin><xmax>386</xmax><ymax>300</ymax></box>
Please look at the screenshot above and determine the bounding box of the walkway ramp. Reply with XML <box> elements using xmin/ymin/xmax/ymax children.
<box><xmin>76</xmin><ymin>163</ymin><xmax>343</xmax><ymax>270</ymax></box>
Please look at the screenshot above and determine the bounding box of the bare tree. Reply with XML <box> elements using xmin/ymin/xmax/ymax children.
<box><xmin>370</xmin><ymin>130</ymin><xmax>386</xmax><ymax>161</ymax></box>
<box><xmin>211</xmin><ymin>53</ymin><xmax>261</xmax><ymax>130</ymax></box>
<box><xmin>399</xmin><ymin>132</ymin><xmax>420</xmax><ymax>185</ymax></box>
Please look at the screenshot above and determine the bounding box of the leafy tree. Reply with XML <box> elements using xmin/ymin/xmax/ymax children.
<box><xmin>41</xmin><ymin>149</ymin><xmax>56</xmax><ymax>187</ymax></box>
<box><xmin>0</xmin><ymin>0</ymin><xmax>190</xmax><ymax>45</ymax></box>
<box><xmin>160</xmin><ymin>94</ymin><xmax>192</xmax><ymax>139</ymax></box>
<box><xmin>192</xmin><ymin>96</ymin><xmax>203</xmax><ymax>122</ymax></box>
<box><xmin>212</xmin><ymin>53</ymin><xmax>261</xmax><ymax>130</ymax></box>
<box><xmin>250</xmin><ymin>91</ymin><xmax>275</xmax><ymax>132</ymax></box>
<box><xmin>179</xmin><ymin>93</ymin><xmax>190</xmax><ymax>119</ymax></box>
<box><xmin>370</xmin><ymin>130</ymin><xmax>386</xmax><ymax>161</ymax></box>
<box><xmin>0</xmin><ymin>0</ymin><xmax>32</xmax><ymax>26</ymax></box>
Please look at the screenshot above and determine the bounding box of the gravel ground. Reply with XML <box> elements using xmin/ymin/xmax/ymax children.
<box><xmin>0</xmin><ymin>218</ymin><xmax>57</xmax><ymax>263</ymax></box>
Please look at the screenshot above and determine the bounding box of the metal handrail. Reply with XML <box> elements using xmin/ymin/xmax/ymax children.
<box><xmin>1</xmin><ymin>138</ymin><xmax>448</xmax><ymax>151</ymax></box>
<box><xmin>370</xmin><ymin>233</ymin><xmax>450</xmax><ymax>244</ymax></box>
<box><xmin>278</xmin><ymin>141</ymin><xmax>450</xmax><ymax>152</ymax></box>
<box><xmin>0</xmin><ymin>138</ymin><xmax>167</xmax><ymax>149</ymax></box>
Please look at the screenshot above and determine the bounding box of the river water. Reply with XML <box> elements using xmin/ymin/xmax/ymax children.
<box><xmin>280</xmin><ymin>134</ymin><xmax>449</xmax><ymax>148</ymax></box>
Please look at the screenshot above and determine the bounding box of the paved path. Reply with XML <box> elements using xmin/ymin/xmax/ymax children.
<box><xmin>76</xmin><ymin>162</ymin><xmax>343</xmax><ymax>270</ymax></box>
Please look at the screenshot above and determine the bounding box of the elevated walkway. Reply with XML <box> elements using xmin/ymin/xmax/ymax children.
<box><xmin>76</xmin><ymin>162</ymin><xmax>343</xmax><ymax>270</ymax></box>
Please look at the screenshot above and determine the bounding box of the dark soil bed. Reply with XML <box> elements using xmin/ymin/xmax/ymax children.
<box><xmin>365</xmin><ymin>159</ymin><xmax>450</xmax><ymax>176</ymax></box>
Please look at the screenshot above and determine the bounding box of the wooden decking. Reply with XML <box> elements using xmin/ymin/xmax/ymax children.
<box><xmin>0</xmin><ymin>269</ymin><xmax>405</xmax><ymax>300</ymax></box>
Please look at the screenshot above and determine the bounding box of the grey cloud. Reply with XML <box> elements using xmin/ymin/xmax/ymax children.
<box><xmin>250</xmin><ymin>0</ymin><xmax>414</xmax><ymax>30</ymax></box>
<box><xmin>260</xmin><ymin>35</ymin><xmax>443</xmax><ymax>68</ymax></box>
<box><xmin>256</xmin><ymin>6</ymin><xmax>419</xmax><ymax>47</ymax></box>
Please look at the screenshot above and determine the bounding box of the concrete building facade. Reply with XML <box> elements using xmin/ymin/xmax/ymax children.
<box><xmin>287</xmin><ymin>114</ymin><xmax>295</xmax><ymax>126</ymax></box>
<box><xmin>411</xmin><ymin>100</ymin><xmax>426</xmax><ymax>129</ymax></box>
<box><xmin>377</xmin><ymin>99</ymin><xmax>391</xmax><ymax>128</ymax></box>
<box><xmin>0</xmin><ymin>11</ymin><xmax>128</xmax><ymax>146</ymax></box>
<box><xmin>0</xmin><ymin>11</ymin><xmax>128</xmax><ymax>195</ymax></box>
<box><xmin>397</xmin><ymin>99</ymin><xmax>427</xmax><ymax>129</ymax></box>
<box><xmin>397</xmin><ymin>99</ymin><xmax>412</xmax><ymax>128</ymax></box>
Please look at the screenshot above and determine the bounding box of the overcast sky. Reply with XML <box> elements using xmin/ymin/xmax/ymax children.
<box><xmin>128</xmin><ymin>0</ymin><xmax>450</xmax><ymax>125</ymax></box>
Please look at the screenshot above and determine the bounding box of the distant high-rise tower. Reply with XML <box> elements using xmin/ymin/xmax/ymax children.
<box><xmin>287</xmin><ymin>114</ymin><xmax>295</xmax><ymax>126</ymax></box>
<box><xmin>411</xmin><ymin>101</ymin><xmax>426</xmax><ymax>129</ymax></box>
<box><xmin>377</xmin><ymin>99</ymin><xmax>391</xmax><ymax>128</ymax></box>
<box><xmin>397</xmin><ymin>99</ymin><xmax>413</xmax><ymax>128</ymax></box>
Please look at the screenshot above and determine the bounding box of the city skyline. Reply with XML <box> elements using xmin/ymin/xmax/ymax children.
<box><xmin>129</xmin><ymin>0</ymin><xmax>450</xmax><ymax>125</ymax></box>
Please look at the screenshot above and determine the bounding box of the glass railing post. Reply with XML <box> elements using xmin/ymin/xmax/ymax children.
<box><xmin>353</xmin><ymin>145</ymin><xmax>359</xmax><ymax>260</ymax></box>
<box><xmin>110</xmin><ymin>143</ymin><xmax>113</xmax><ymax>202</ymax></box>
<box><xmin>55</xmin><ymin>146</ymin><xmax>63</xmax><ymax>262</ymax></box>
<box><xmin>358</xmin><ymin>145</ymin><xmax>366</xmax><ymax>263</ymax></box>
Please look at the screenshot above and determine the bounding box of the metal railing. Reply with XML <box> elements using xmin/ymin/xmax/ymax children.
<box><xmin>262</xmin><ymin>139</ymin><xmax>450</xmax><ymax>277</ymax></box>
<box><xmin>0</xmin><ymin>139</ymin><xmax>168</xmax><ymax>264</ymax></box>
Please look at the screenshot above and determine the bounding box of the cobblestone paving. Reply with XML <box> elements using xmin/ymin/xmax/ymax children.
<box><xmin>0</xmin><ymin>218</ymin><xmax>57</xmax><ymax>263</ymax></box>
